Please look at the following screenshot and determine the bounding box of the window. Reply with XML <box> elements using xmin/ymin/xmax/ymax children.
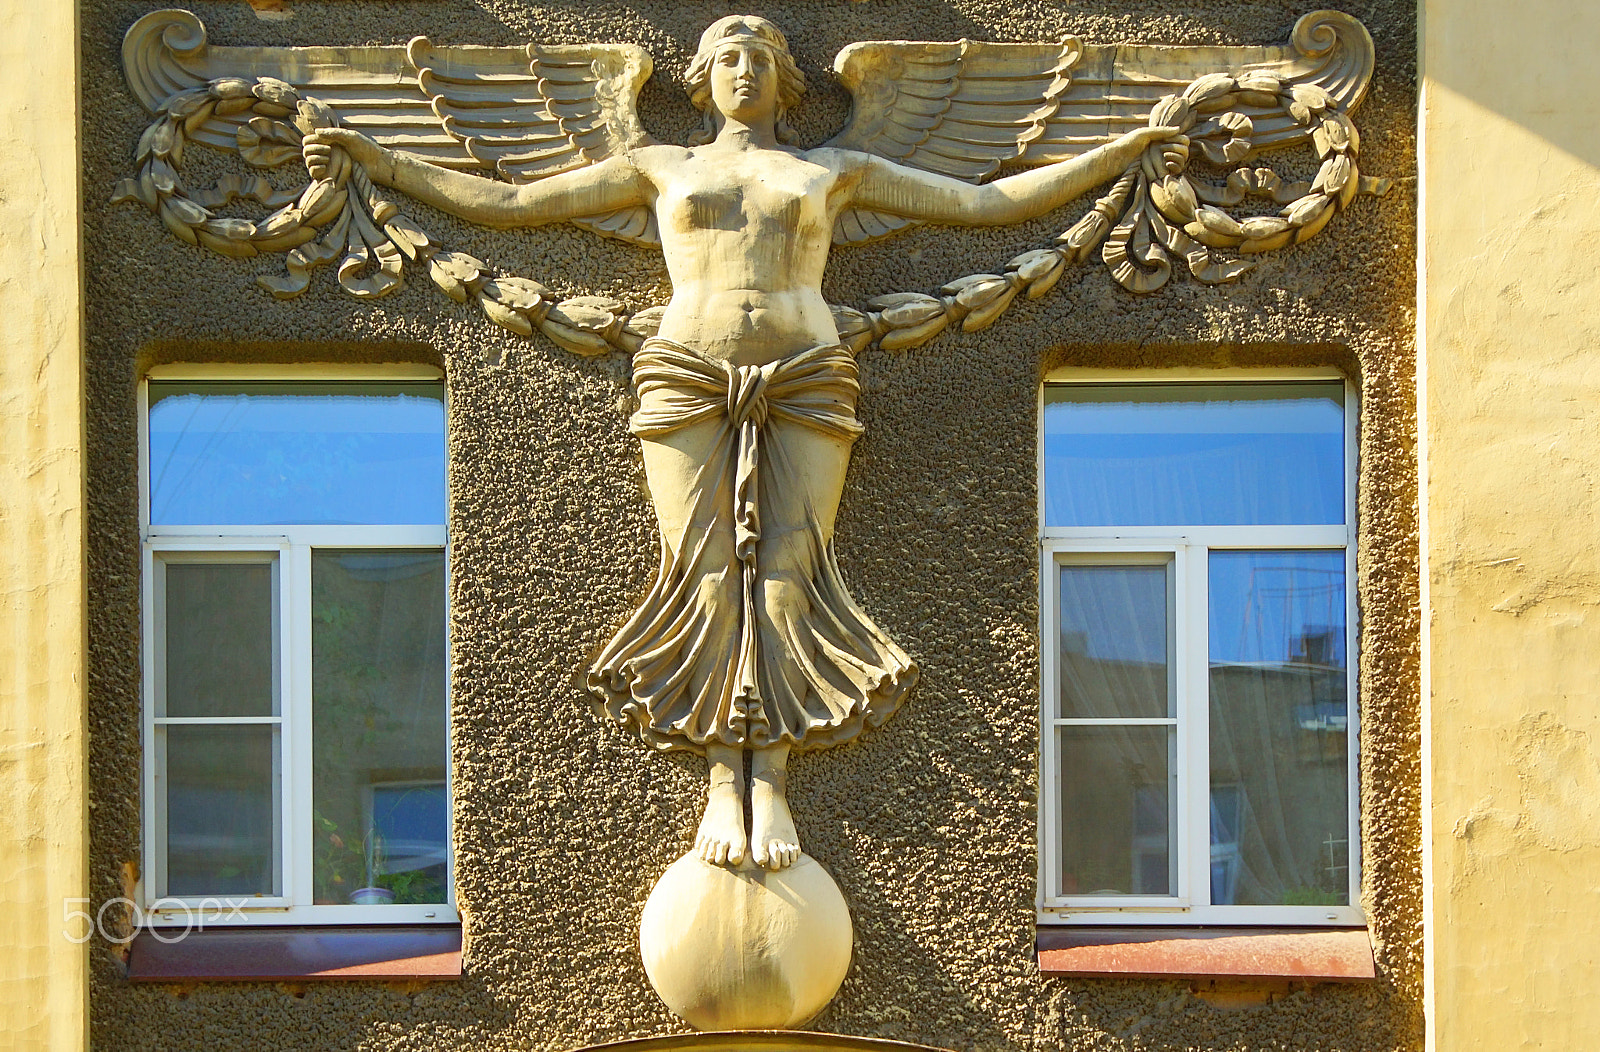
<box><xmin>1038</xmin><ymin>371</ymin><xmax>1359</xmax><ymax>926</ymax></box>
<box><xmin>140</xmin><ymin>366</ymin><xmax>454</xmax><ymax>925</ymax></box>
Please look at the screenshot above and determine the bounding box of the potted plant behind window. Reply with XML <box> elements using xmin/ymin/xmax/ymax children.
<box><xmin>348</xmin><ymin>829</ymin><xmax>394</xmax><ymax>905</ymax></box>
<box><xmin>313</xmin><ymin>812</ymin><xmax>366</xmax><ymax>904</ymax></box>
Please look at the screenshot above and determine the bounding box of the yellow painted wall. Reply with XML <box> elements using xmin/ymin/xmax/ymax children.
<box><xmin>1421</xmin><ymin>2</ymin><xmax>1600</xmax><ymax>1049</ymax></box>
<box><xmin>0</xmin><ymin>0</ymin><xmax>87</xmax><ymax>1046</ymax></box>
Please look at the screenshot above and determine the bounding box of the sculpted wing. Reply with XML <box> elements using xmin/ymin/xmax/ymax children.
<box><xmin>824</xmin><ymin>9</ymin><xmax>1375</xmax><ymax>246</ymax></box>
<box><xmin>411</xmin><ymin>38</ymin><xmax>659</xmax><ymax>244</ymax></box>
<box><xmin>825</xmin><ymin>37</ymin><xmax>1082</xmax><ymax>245</ymax></box>
<box><xmin>1026</xmin><ymin>10</ymin><xmax>1375</xmax><ymax>164</ymax></box>
<box><xmin>122</xmin><ymin>9</ymin><xmax>661</xmax><ymax>245</ymax></box>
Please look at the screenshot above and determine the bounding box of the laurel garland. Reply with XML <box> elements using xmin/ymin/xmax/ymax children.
<box><xmin>111</xmin><ymin>74</ymin><xmax>650</xmax><ymax>355</ymax></box>
<box><xmin>114</xmin><ymin>70</ymin><xmax>1388</xmax><ymax>358</ymax></box>
<box><xmin>834</xmin><ymin>70</ymin><xmax>1391</xmax><ymax>353</ymax></box>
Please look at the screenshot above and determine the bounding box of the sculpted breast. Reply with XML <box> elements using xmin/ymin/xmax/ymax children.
<box><xmin>680</xmin><ymin>186</ymin><xmax>747</xmax><ymax>232</ymax></box>
<box><xmin>665</xmin><ymin>173</ymin><xmax>820</xmax><ymax>239</ymax></box>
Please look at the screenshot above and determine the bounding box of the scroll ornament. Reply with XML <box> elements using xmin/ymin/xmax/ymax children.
<box><xmin>115</xmin><ymin>10</ymin><xmax>1390</xmax><ymax>356</ymax></box>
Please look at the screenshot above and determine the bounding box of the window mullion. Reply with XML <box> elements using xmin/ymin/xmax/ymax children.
<box><xmin>285</xmin><ymin>544</ymin><xmax>314</xmax><ymax>907</ymax></box>
<box><xmin>1344</xmin><ymin>379</ymin><xmax>1362</xmax><ymax>911</ymax></box>
<box><xmin>1180</xmin><ymin>544</ymin><xmax>1213</xmax><ymax>909</ymax></box>
<box><xmin>143</xmin><ymin>546</ymin><xmax>162</xmax><ymax>901</ymax></box>
<box><xmin>137</xmin><ymin>380</ymin><xmax>151</xmax><ymax>537</ymax></box>
<box><xmin>1345</xmin><ymin>539</ymin><xmax>1362</xmax><ymax>912</ymax></box>
<box><xmin>1039</xmin><ymin>546</ymin><xmax>1061</xmax><ymax>903</ymax></box>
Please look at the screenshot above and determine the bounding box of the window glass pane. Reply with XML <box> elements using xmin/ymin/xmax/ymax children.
<box><xmin>165</xmin><ymin>724</ymin><xmax>279</xmax><ymax>897</ymax></box>
<box><xmin>1208</xmin><ymin>550</ymin><xmax>1349</xmax><ymax>906</ymax></box>
<box><xmin>1043</xmin><ymin>382</ymin><xmax>1344</xmax><ymax>526</ymax></box>
<box><xmin>1058</xmin><ymin>564</ymin><xmax>1170</xmax><ymax>719</ymax></box>
<box><xmin>311</xmin><ymin>550</ymin><xmax>448</xmax><ymax>905</ymax></box>
<box><xmin>161</xmin><ymin>561</ymin><xmax>275</xmax><ymax>717</ymax></box>
<box><xmin>1058</xmin><ymin>726</ymin><xmax>1175</xmax><ymax>897</ymax></box>
<box><xmin>148</xmin><ymin>382</ymin><xmax>445</xmax><ymax>526</ymax></box>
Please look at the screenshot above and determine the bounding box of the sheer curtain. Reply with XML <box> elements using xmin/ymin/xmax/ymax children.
<box><xmin>1056</xmin><ymin>564</ymin><xmax>1175</xmax><ymax>896</ymax></box>
<box><xmin>1209</xmin><ymin>551</ymin><xmax>1348</xmax><ymax>906</ymax></box>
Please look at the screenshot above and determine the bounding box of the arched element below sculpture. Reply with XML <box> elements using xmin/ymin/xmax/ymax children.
<box><xmin>566</xmin><ymin>1031</ymin><xmax>963</xmax><ymax>1052</ymax></box>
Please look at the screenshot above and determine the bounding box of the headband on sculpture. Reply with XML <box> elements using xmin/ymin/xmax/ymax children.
<box><xmin>695</xmin><ymin>15</ymin><xmax>791</xmax><ymax>57</ymax></box>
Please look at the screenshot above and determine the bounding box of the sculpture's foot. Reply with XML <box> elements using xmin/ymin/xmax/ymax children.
<box><xmin>696</xmin><ymin>770</ymin><xmax>747</xmax><ymax>867</ymax></box>
<box><xmin>751</xmin><ymin>767</ymin><xmax>801</xmax><ymax>871</ymax></box>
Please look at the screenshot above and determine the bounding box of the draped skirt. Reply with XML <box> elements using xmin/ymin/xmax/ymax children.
<box><xmin>588</xmin><ymin>338</ymin><xmax>917</xmax><ymax>753</ymax></box>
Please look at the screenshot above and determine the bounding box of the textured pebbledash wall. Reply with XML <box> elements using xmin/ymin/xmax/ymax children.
<box><xmin>82</xmin><ymin>2</ymin><xmax>1420</xmax><ymax>1050</ymax></box>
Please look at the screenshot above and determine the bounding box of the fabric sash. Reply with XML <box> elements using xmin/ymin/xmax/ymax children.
<box><xmin>628</xmin><ymin>338</ymin><xmax>865</xmax><ymax>717</ymax></box>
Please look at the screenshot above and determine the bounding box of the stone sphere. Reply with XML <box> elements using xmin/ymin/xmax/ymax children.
<box><xmin>639</xmin><ymin>851</ymin><xmax>853</xmax><ymax>1031</ymax></box>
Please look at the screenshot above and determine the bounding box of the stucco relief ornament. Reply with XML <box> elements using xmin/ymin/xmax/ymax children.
<box><xmin>118</xmin><ymin>9</ymin><xmax>1386</xmax><ymax>1030</ymax></box>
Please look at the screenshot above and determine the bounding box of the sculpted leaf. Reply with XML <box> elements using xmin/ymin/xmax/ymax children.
<box><xmin>478</xmin><ymin>293</ymin><xmax>535</xmax><ymax>336</ymax></box>
<box><xmin>1284</xmin><ymin>193</ymin><xmax>1333</xmax><ymax>226</ymax></box>
<box><xmin>1183</xmin><ymin>72</ymin><xmax>1237</xmax><ymax>105</ymax></box>
<box><xmin>251</xmin><ymin>76</ymin><xmax>296</xmax><ymax>108</ymax></box>
<box><xmin>160</xmin><ymin>88</ymin><xmax>211</xmax><ymax>118</ymax></box>
<box><xmin>428</xmin><ymin>250</ymin><xmax>483</xmax><ymax>302</ymax></box>
<box><xmin>482</xmin><ymin>277</ymin><xmax>551</xmax><ymax>312</ymax></box>
<box><xmin>1008</xmin><ymin>248</ymin><xmax>1064</xmax><ymax>284</ymax></box>
<box><xmin>1238</xmin><ymin>216</ymin><xmax>1291</xmax><ymax>239</ymax></box>
<box><xmin>879</xmin><ymin>313</ymin><xmax>949</xmax><ymax>351</ymax></box>
<box><xmin>549</xmin><ymin>296</ymin><xmax>625</xmax><ymax>334</ymax></box>
<box><xmin>828</xmin><ymin>305</ymin><xmax>874</xmax><ymax>354</ymax></box>
<box><xmin>866</xmin><ymin>292</ymin><xmax>944</xmax><ymax>327</ymax></box>
<box><xmin>941</xmin><ymin>273</ymin><xmax>1009</xmax><ymax>308</ymax></box>
<box><xmin>254</xmin><ymin>205</ymin><xmax>300</xmax><ymax>239</ymax></box>
<box><xmin>1150</xmin><ymin>176</ymin><xmax>1199</xmax><ymax>223</ymax></box>
<box><xmin>202</xmin><ymin>217</ymin><xmax>255</xmax><ymax>240</ymax></box>
<box><xmin>162</xmin><ymin>195</ymin><xmax>210</xmax><ymax>225</ymax></box>
<box><xmin>623</xmin><ymin>306</ymin><xmax>667</xmax><ymax>343</ymax></box>
<box><xmin>242</xmin><ymin>143</ymin><xmax>299</xmax><ymax>168</ymax></box>
<box><xmin>1313</xmin><ymin>154</ymin><xmax>1354</xmax><ymax>196</ymax></box>
<box><xmin>382</xmin><ymin>216</ymin><xmax>432</xmax><ymax>258</ymax></box>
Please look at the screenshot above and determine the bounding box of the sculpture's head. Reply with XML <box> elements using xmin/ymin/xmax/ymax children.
<box><xmin>684</xmin><ymin>15</ymin><xmax>807</xmax><ymax>145</ymax></box>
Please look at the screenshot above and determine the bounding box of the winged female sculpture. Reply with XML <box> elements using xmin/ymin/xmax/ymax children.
<box><xmin>117</xmin><ymin>10</ymin><xmax>1385</xmax><ymax>872</ymax></box>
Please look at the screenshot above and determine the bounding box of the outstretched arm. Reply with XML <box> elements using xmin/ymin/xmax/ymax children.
<box><xmin>304</xmin><ymin>129</ymin><xmax>648</xmax><ymax>230</ymax></box>
<box><xmin>848</xmin><ymin>127</ymin><xmax>1183</xmax><ymax>227</ymax></box>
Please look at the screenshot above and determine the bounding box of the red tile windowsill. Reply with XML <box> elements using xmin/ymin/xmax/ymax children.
<box><xmin>126</xmin><ymin>924</ymin><xmax>463</xmax><ymax>981</ymax></box>
<box><xmin>1036</xmin><ymin>926</ymin><xmax>1375</xmax><ymax>982</ymax></box>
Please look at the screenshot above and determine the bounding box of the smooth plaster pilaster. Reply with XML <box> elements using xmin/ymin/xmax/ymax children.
<box><xmin>1421</xmin><ymin>2</ymin><xmax>1600</xmax><ymax>1049</ymax></box>
<box><xmin>0</xmin><ymin>0</ymin><xmax>87</xmax><ymax>1046</ymax></box>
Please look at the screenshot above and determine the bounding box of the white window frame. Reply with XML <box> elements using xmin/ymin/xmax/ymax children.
<box><xmin>139</xmin><ymin>364</ymin><xmax>457</xmax><ymax>926</ymax></box>
<box><xmin>1036</xmin><ymin>366</ymin><xmax>1362</xmax><ymax>927</ymax></box>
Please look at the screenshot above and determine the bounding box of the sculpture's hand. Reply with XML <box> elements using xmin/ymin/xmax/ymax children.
<box><xmin>1113</xmin><ymin>125</ymin><xmax>1190</xmax><ymax>175</ymax></box>
<box><xmin>303</xmin><ymin>128</ymin><xmax>389</xmax><ymax>185</ymax></box>
<box><xmin>1154</xmin><ymin>134</ymin><xmax>1191</xmax><ymax>176</ymax></box>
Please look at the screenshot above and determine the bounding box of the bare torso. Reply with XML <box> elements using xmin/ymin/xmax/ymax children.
<box><xmin>634</xmin><ymin>143</ymin><xmax>861</xmax><ymax>365</ymax></box>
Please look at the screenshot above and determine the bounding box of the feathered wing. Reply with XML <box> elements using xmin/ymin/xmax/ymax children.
<box><xmin>1026</xmin><ymin>11</ymin><xmax>1374</xmax><ymax>164</ymax></box>
<box><xmin>824</xmin><ymin>9</ymin><xmax>1376</xmax><ymax>246</ymax></box>
<box><xmin>825</xmin><ymin>37</ymin><xmax>1082</xmax><ymax>245</ymax></box>
<box><xmin>122</xmin><ymin>9</ymin><xmax>660</xmax><ymax>245</ymax></box>
<box><xmin>411</xmin><ymin>37</ymin><xmax>659</xmax><ymax>243</ymax></box>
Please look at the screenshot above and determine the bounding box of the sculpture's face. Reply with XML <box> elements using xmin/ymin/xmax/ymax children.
<box><xmin>708</xmin><ymin>41</ymin><xmax>780</xmax><ymax>126</ymax></box>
